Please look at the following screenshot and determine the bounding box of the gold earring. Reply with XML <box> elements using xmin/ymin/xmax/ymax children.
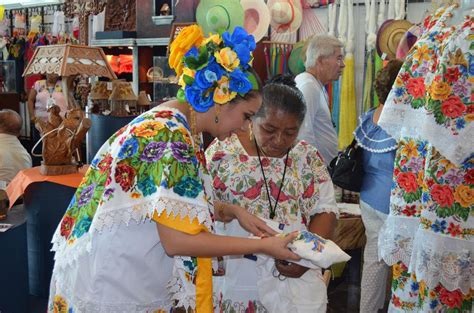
<box><xmin>249</xmin><ymin>124</ymin><xmax>254</xmax><ymax>141</ymax></box>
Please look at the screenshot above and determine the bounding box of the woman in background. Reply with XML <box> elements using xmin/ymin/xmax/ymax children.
<box><xmin>354</xmin><ymin>59</ymin><xmax>403</xmax><ymax>313</ymax></box>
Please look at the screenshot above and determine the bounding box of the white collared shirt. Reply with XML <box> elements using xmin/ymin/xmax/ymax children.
<box><xmin>0</xmin><ymin>133</ymin><xmax>32</xmax><ymax>185</ymax></box>
<box><xmin>295</xmin><ymin>72</ymin><xmax>338</xmax><ymax>165</ymax></box>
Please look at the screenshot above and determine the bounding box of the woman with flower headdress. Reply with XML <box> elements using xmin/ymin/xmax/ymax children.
<box><xmin>47</xmin><ymin>25</ymin><xmax>301</xmax><ymax>313</ymax></box>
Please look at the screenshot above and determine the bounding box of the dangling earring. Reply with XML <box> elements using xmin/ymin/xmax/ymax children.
<box><xmin>249</xmin><ymin>123</ymin><xmax>254</xmax><ymax>141</ymax></box>
<box><xmin>215</xmin><ymin>104</ymin><xmax>220</xmax><ymax>124</ymax></box>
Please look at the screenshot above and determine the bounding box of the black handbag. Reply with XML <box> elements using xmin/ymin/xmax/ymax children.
<box><xmin>328</xmin><ymin>139</ymin><xmax>363</xmax><ymax>192</ymax></box>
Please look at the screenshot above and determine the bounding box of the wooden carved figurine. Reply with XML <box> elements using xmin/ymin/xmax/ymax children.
<box><xmin>35</xmin><ymin>105</ymin><xmax>92</xmax><ymax>175</ymax></box>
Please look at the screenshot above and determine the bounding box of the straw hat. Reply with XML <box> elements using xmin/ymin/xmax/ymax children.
<box><xmin>240</xmin><ymin>0</ymin><xmax>271</xmax><ymax>43</ymax></box>
<box><xmin>196</xmin><ymin>0</ymin><xmax>244</xmax><ymax>36</ymax></box>
<box><xmin>267</xmin><ymin>0</ymin><xmax>303</xmax><ymax>34</ymax></box>
<box><xmin>89</xmin><ymin>81</ymin><xmax>111</xmax><ymax>100</ymax></box>
<box><xmin>108</xmin><ymin>82</ymin><xmax>137</xmax><ymax>101</ymax></box>
<box><xmin>288</xmin><ymin>41</ymin><xmax>306</xmax><ymax>75</ymax></box>
<box><xmin>396</xmin><ymin>24</ymin><xmax>422</xmax><ymax>60</ymax></box>
<box><xmin>376</xmin><ymin>19</ymin><xmax>413</xmax><ymax>60</ymax></box>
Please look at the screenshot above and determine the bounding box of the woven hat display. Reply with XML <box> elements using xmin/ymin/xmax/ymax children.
<box><xmin>241</xmin><ymin>0</ymin><xmax>271</xmax><ymax>43</ymax></box>
<box><xmin>288</xmin><ymin>41</ymin><xmax>306</xmax><ymax>75</ymax></box>
<box><xmin>396</xmin><ymin>24</ymin><xmax>422</xmax><ymax>60</ymax></box>
<box><xmin>196</xmin><ymin>0</ymin><xmax>244</xmax><ymax>36</ymax></box>
<box><xmin>376</xmin><ymin>19</ymin><xmax>413</xmax><ymax>60</ymax></box>
<box><xmin>267</xmin><ymin>0</ymin><xmax>303</xmax><ymax>34</ymax></box>
<box><xmin>89</xmin><ymin>81</ymin><xmax>111</xmax><ymax>100</ymax></box>
<box><xmin>108</xmin><ymin>82</ymin><xmax>137</xmax><ymax>101</ymax></box>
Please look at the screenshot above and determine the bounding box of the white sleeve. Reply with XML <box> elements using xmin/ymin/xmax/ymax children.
<box><xmin>309</xmin><ymin>179</ymin><xmax>339</xmax><ymax>218</ymax></box>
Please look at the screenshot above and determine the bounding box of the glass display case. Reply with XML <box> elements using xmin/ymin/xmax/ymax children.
<box><xmin>0</xmin><ymin>61</ymin><xmax>16</xmax><ymax>93</ymax></box>
<box><xmin>152</xmin><ymin>56</ymin><xmax>179</xmax><ymax>105</ymax></box>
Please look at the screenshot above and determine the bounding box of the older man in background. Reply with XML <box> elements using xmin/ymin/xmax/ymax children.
<box><xmin>0</xmin><ymin>109</ymin><xmax>32</xmax><ymax>185</ymax></box>
<box><xmin>295</xmin><ymin>34</ymin><xmax>345</xmax><ymax>165</ymax></box>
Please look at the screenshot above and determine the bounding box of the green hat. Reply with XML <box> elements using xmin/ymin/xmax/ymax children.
<box><xmin>196</xmin><ymin>0</ymin><xmax>244</xmax><ymax>36</ymax></box>
<box><xmin>288</xmin><ymin>41</ymin><xmax>306</xmax><ymax>75</ymax></box>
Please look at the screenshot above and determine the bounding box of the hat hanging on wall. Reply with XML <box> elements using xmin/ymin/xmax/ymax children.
<box><xmin>376</xmin><ymin>19</ymin><xmax>413</xmax><ymax>60</ymax></box>
<box><xmin>196</xmin><ymin>0</ymin><xmax>244</xmax><ymax>36</ymax></box>
<box><xmin>267</xmin><ymin>0</ymin><xmax>303</xmax><ymax>34</ymax></box>
<box><xmin>288</xmin><ymin>41</ymin><xmax>306</xmax><ymax>75</ymax></box>
<box><xmin>240</xmin><ymin>0</ymin><xmax>271</xmax><ymax>43</ymax></box>
<box><xmin>395</xmin><ymin>24</ymin><xmax>422</xmax><ymax>60</ymax></box>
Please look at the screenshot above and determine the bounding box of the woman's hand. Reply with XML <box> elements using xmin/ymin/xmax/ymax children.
<box><xmin>230</xmin><ymin>204</ymin><xmax>278</xmax><ymax>237</ymax></box>
<box><xmin>259</xmin><ymin>232</ymin><xmax>301</xmax><ymax>261</ymax></box>
<box><xmin>274</xmin><ymin>259</ymin><xmax>309</xmax><ymax>278</ymax></box>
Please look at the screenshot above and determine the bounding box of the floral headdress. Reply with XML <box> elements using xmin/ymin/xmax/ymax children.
<box><xmin>169</xmin><ymin>25</ymin><xmax>259</xmax><ymax>112</ymax></box>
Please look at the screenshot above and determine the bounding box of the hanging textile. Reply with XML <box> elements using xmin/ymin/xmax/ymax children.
<box><xmin>299</xmin><ymin>0</ymin><xmax>327</xmax><ymax>40</ymax></box>
<box><xmin>331</xmin><ymin>78</ymin><xmax>341</xmax><ymax>133</ymax></box>
<box><xmin>52</xmin><ymin>11</ymin><xmax>65</xmax><ymax>37</ymax></box>
<box><xmin>362</xmin><ymin>0</ymin><xmax>378</xmax><ymax>112</ymax></box>
<box><xmin>338</xmin><ymin>0</ymin><xmax>357</xmax><ymax>149</ymax></box>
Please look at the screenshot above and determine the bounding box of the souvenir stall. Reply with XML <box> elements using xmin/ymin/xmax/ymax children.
<box><xmin>1</xmin><ymin>0</ymin><xmax>469</xmax><ymax>312</ymax></box>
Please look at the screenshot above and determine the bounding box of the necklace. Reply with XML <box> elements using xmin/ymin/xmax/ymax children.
<box><xmin>255</xmin><ymin>138</ymin><xmax>290</xmax><ymax>220</ymax></box>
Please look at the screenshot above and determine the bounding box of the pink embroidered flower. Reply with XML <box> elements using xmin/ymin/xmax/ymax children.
<box><xmin>212</xmin><ymin>151</ymin><xmax>226</xmax><ymax>161</ymax></box>
<box><xmin>239</xmin><ymin>154</ymin><xmax>249</xmax><ymax>162</ymax></box>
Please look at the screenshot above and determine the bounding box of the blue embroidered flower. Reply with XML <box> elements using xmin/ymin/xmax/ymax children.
<box><xmin>417</xmin><ymin>141</ymin><xmax>427</xmax><ymax>157</ymax></box>
<box><xmin>173</xmin><ymin>176</ymin><xmax>203</xmax><ymax>198</ymax></box>
<box><xmin>394</xmin><ymin>87</ymin><xmax>404</xmax><ymax>97</ymax></box>
<box><xmin>429</xmin><ymin>300</ymin><xmax>438</xmax><ymax>310</ymax></box>
<box><xmin>90</xmin><ymin>157</ymin><xmax>100</xmax><ymax>168</ymax></box>
<box><xmin>411</xmin><ymin>281</ymin><xmax>419</xmax><ymax>291</ymax></box>
<box><xmin>171</xmin><ymin>142</ymin><xmax>192</xmax><ymax>163</ymax></box>
<box><xmin>72</xmin><ymin>216</ymin><xmax>92</xmax><ymax>238</ymax></box>
<box><xmin>137</xmin><ymin>176</ymin><xmax>157</xmax><ymax>196</ymax></box>
<box><xmin>130</xmin><ymin>116</ymin><xmax>145</xmax><ymax>125</ymax></box>
<box><xmin>229</xmin><ymin>69</ymin><xmax>252</xmax><ymax>94</ymax></box>
<box><xmin>174</xmin><ymin>113</ymin><xmax>189</xmax><ymax>130</ymax></box>
<box><xmin>166</xmin><ymin>121</ymin><xmax>178</xmax><ymax>128</ymax></box>
<box><xmin>78</xmin><ymin>184</ymin><xmax>95</xmax><ymax>207</ymax></box>
<box><xmin>422</xmin><ymin>191</ymin><xmax>430</xmax><ymax>203</ymax></box>
<box><xmin>431</xmin><ymin>219</ymin><xmax>447</xmax><ymax>233</ymax></box>
<box><xmin>456</xmin><ymin>118</ymin><xmax>465</xmax><ymax>130</ymax></box>
<box><xmin>118</xmin><ymin>137</ymin><xmax>139</xmax><ymax>159</ymax></box>
<box><xmin>140</xmin><ymin>142</ymin><xmax>167</xmax><ymax>162</ymax></box>
<box><xmin>185</xmin><ymin>85</ymin><xmax>214</xmax><ymax>112</ymax></box>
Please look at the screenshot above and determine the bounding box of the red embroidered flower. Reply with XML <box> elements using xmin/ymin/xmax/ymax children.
<box><xmin>196</xmin><ymin>150</ymin><xmax>207</xmax><ymax>168</ymax></box>
<box><xmin>402</xmin><ymin>205</ymin><xmax>417</xmax><ymax>216</ymax></box>
<box><xmin>441</xmin><ymin>95</ymin><xmax>466</xmax><ymax>118</ymax></box>
<box><xmin>285</xmin><ymin>157</ymin><xmax>293</xmax><ymax>167</ymax></box>
<box><xmin>105</xmin><ymin>174</ymin><xmax>112</xmax><ymax>187</ymax></box>
<box><xmin>406</xmin><ymin>77</ymin><xmax>425</xmax><ymax>99</ymax></box>
<box><xmin>154</xmin><ymin>110</ymin><xmax>174</xmax><ymax>119</ymax></box>
<box><xmin>303</xmin><ymin>178</ymin><xmax>315</xmax><ymax>198</ymax></box>
<box><xmin>261</xmin><ymin>158</ymin><xmax>270</xmax><ymax>168</ymax></box>
<box><xmin>239</xmin><ymin>154</ymin><xmax>249</xmax><ymax>162</ymax></box>
<box><xmin>468</xmin><ymin>105</ymin><xmax>474</xmax><ymax>114</ymax></box>
<box><xmin>465</xmin><ymin>169</ymin><xmax>474</xmax><ymax>185</ymax></box>
<box><xmin>97</xmin><ymin>154</ymin><xmax>113</xmax><ymax>173</ymax></box>
<box><xmin>114</xmin><ymin>163</ymin><xmax>136</xmax><ymax>192</ymax></box>
<box><xmin>213</xmin><ymin>176</ymin><xmax>227</xmax><ymax>192</ymax></box>
<box><xmin>400</xmin><ymin>72</ymin><xmax>410</xmax><ymax>82</ymax></box>
<box><xmin>397</xmin><ymin>172</ymin><xmax>418</xmax><ymax>193</ymax></box>
<box><xmin>439</xmin><ymin>287</ymin><xmax>463</xmax><ymax>308</ymax></box>
<box><xmin>60</xmin><ymin>215</ymin><xmax>75</xmax><ymax>238</ymax></box>
<box><xmin>392</xmin><ymin>294</ymin><xmax>401</xmax><ymax>307</ymax></box>
<box><xmin>431</xmin><ymin>184</ymin><xmax>454</xmax><ymax>208</ymax></box>
<box><xmin>212</xmin><ymin>151</ymin><xmax>226</xmax><ymax>161</ymax></box>
<box><xmin>447</xmin><ymin>222</ymin><xmax>462</xmax><ymax>237</ymax></box>
<box><xmin>444</xmin><ymin>67</ymin><xmax>461</xmax><ymax>83</ymax></box>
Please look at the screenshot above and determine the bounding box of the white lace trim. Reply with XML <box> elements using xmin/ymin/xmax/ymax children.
<box><xmin>49</xmin><ymin>268</ymin><xmax>174</xmax><ymax>312</ymax></box>
<box><xmin>51</xmin><ymin>196</ymin><xmax>211</xmax><ymax>270</ymax></box>
<box><xmin>378</xmin><ymin>215</ymin><xmax>420</xmax><ymax>266</ymax></box>
<box><xmin>409</xmin><ymin>228</ymin><xmax>473</xmax><ymax>294</ymax></box>
<box><xmin>353</xmin><ymin>134</ymin><xmax>398</xmax><ymax>153</ymax></box>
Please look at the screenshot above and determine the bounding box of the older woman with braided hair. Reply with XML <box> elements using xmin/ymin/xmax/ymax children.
<box><xmin>206</xmin><ymin>74</ymin><xmax>339</xmax><ymax>313</ymax></box>
<box><xmin>47</xmin><ymin>26</ymin><xmax>300</xmax><ymax>313</ymax></box>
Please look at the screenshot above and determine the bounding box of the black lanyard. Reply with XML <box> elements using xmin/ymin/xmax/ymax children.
<box><xmin>255</xmin><ymin>138</ymin><xmax>290</xmax><ymax>219</ymax></box>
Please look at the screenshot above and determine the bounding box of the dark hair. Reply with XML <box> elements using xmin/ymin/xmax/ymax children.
<box><xmin>230</xmin><ymin>68</ymin><xmax>263</xmax><ymax>104</ymax></box>
<box><xmin>254</xmin><ymin>74</ymin><xmax>306</xmax><ymax>124</ymax></box>
<box><xmin>374</xmin><ymin>59</ymin><xmax>404</xmax><ymax>104</ymax></box>
<box><xmin>0</xmin><ymin>109</ymin><xmax>22</xmax><ymax>136</ymax></box>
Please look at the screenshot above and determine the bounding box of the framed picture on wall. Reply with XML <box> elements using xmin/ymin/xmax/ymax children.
<box><xmin>167</xmin><ymin>22</ymin><xmax>195</xmax><ymax>56</ymax></box>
